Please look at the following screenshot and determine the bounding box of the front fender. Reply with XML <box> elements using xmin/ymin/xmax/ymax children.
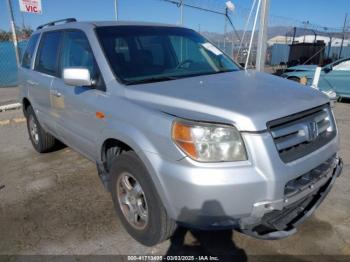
<box><xmin>97</xmin><ymin>120</ymin><xmax>182</xmax><ymax>218</ymax></box>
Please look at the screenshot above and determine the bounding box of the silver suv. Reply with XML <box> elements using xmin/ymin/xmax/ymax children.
<box><xmin>19</xmin><ymin>19</ymin><xmax>343</xmax><ymax>246</ymax></box>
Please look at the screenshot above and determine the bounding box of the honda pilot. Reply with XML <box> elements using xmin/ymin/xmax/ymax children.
<box><xmin>19</xmin><ymin>19</ymin><xmax>343</xmax><ymax>246</ymax></box>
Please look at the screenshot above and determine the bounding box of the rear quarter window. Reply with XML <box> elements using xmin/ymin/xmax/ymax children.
<box><xmin>35</xmin><ymin>31</ymin><xmax>63</xmax><ymax>76</ymax></box>
<box><xmin>21</xmin><ymin>34</ymin><xmax>40</xmax><ymax>69</ymax></box>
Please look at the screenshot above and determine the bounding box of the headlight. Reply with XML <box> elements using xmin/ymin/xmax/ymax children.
<box><xmin>172</xmin><ymin>120</ymin><xmax>247</xmax><ymax>162</ymax></box>
<box><xmin>323</xmin><ymin>90</ymin><xmax>337</xmax><ymax>100</ymax></box>
<box><xmin>300</xmin><ymin>76</ymin><xmax>308</xmax><ymax>85</ymax></box>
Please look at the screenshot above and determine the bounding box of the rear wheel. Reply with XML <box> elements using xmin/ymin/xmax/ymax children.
<box><xmin>110</xmin><ymin>151</ymin><xmax>177</xmax><ymax>246</ymax></box>
<box><xmin>26</xmin><ymin>105</ymin><xmax>56</xmax><ymax>153</ymax></box>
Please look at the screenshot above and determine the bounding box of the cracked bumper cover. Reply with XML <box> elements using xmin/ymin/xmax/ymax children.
<box><xmin>239</xmin><ymin>157</ymin><xmax>343</xmax><ymax>240</ymax></box>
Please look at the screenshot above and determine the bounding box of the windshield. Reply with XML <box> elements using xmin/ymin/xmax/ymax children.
<box><xmin>96</xmin><ymin>26</ymin><xmax>241</xmax><ymax>85</ymax></box>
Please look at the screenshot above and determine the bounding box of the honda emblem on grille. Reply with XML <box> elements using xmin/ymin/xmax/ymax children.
<box><xmin>308</xmin><ymin>121</ymin><xmax>319</xmax><ymax>141</ymax></box>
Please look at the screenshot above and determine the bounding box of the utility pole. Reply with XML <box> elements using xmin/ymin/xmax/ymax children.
<box><xmin>255</xmin><ymin>0</ymin><xmax>270</xmax><ymax>71</ymax></box>
<box><xmin>6</xmin><ymin>0</ymin><xmax>20</xmax><ymax>66</ymax></box>
<box><xmin>224</xmin><ymin>7</ymin><xmax>228</xmax><ymax>50</ymax></box>
<box><xmin>339</xmin><ymin>13</ymin><xmax>348</xmax><ymax>59</ymax></box>
<box><xmin>114</xmin><ymin>0</ymin><xmax>119</xmax><ymax>21</ymax></box>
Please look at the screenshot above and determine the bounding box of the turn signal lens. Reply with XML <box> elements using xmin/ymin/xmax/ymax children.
<box><xmin>172</xmin><ymin>122</ymin><xmax>198</xmax><ymax>159</ymax></box>
<box><xmin>172</xmin><ymin>120</ymin><xmax>247</xmax><ymax>162</ymax></box>
<box><xmin>300</xmin><ymin>76</ymin><xmax>308</xmax><ymax>85</ymax></box>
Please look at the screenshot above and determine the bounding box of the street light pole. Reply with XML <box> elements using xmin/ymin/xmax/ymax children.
<box><xmin>180</xmin><ymin>0</ymin><xmax>184</xmax><ymax>25</ymax></box>
<box><xmin>6</xmin><ymin>0</ymin><xmax>20</xmax><ymax>66</ymax></box>
<box><xmin>114</xmin><ymin>0</ymin><xmax>119</xmax><ymax>21</ymax></box>
<box><xmin>224</xmin><ymin>1</ymin><xmax>236</xmax><ymax>58</ymax></box>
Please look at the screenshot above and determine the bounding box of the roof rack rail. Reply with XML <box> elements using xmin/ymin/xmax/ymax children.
<box><xmin>37</xmin><ymin>18</ymin><xmax>77</xmax><ymax>30</ymax></box>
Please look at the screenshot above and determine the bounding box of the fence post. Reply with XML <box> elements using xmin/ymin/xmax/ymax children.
<box><xmin>7</xmin><ymin>0</ymin><xmax>19</xmax><ymax>66</ymax></box>
<box><xmin>339</xmin><ymin>13</ymin><xmax>348</xmax><ymax>59</ymax></box>
<box><xmin>114</xmin><ymin>0</ymin><xmax>119</xmax><ymax>21</ymax></box>
<box><xmin>6</xmin><ymin>0</ymin><xmax>20</xmax><ymax>66</ymax></box>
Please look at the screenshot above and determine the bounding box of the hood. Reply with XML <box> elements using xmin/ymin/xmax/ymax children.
<box><xmin>287</xmin><ymin>65</ymin><xmax>317</xmax><ymax>72</ymax></box>
<box><xmin>124</xmin><ymin>70</ymin><xmax>329</xmax><ymax>131</ymax></box>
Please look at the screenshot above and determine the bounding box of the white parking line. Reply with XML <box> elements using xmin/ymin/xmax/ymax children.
<box><xmin>0</xmin><ymin>117</ymin><xmax>26</xmax><ymax>126</ymax></box>
<box><xmin>0</xmin><ymin>120</ymin><xmax>10</xmax><ymax>126</ymax></box>
<box><xmin>0</xmin><ymin>103</ymin><xmax>21</xmax><ymax>112</ymax></box>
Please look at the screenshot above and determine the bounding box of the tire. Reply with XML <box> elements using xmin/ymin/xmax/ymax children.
<box><xmin>110</xmin><ymin>151</ymin><xmax>177</xmax><ymax>246</ymax></box>
<box><xmin>26</xmin><ymin>105</ymin><xmax>56</xmax><ymax>153</ymax></box>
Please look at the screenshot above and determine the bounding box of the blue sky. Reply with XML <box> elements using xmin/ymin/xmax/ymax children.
<box><xmin>0</xmin><ymin>0</ymin><xmax>349</xmax><ymax>33</ymax></box>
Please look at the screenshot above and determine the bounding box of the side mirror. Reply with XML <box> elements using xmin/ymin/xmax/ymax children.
<box><xmin>63</xmin><ymin>68</ymin><xmax>93</xmax><ymax>87</ymax></box>
<box><xmin>323</xmin><ymin>66</ymin><xmax>332</xmax><ymax>73</ymax></box>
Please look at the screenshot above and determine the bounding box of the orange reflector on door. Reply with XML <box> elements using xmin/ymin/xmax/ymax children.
<box><xmin>96</xmin><ymin>112</ymin><xmax>105</xmax><ymax>119</ymax></box>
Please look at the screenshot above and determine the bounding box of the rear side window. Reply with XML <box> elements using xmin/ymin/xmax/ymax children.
<box><xmin>35</xmin><ymin>31</ymin><xmax>63</xmax><ymax>76</ymax></box>
<box><xmin>22</xmin><ymin>34</ymin><xmax>40</xmax><ymax>69</ymax></box>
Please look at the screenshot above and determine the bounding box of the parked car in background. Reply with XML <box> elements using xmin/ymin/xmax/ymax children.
<box><xmin>282</xmin><ymin>58</ymin><xmax>350</xmax><ymax>99</ymax></box>
<box><xmin>19</xmin><ymin>19</ymin><xmax>343</xmax><ymax>246</ymax></box>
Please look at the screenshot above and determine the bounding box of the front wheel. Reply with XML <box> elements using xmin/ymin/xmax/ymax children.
<box><xmin>110</xmin><ymin>151</ymin><xmax>177</xmax><ymax>246</ymax></box>
<box><xmin>26</xmin><ymin>105</ymin><xmax>56</xmax><ymax>153</ymax></box>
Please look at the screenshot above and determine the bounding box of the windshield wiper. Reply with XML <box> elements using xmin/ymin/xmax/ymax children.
<box><xmin>124</xmin><ymin>76</ymin><xmax>179</xmax><ymax>85</ymax></box>
<box><xmin>124</xmin><ymin>69</ymin><xmax>238</xmax><ymax>85</ymax></box>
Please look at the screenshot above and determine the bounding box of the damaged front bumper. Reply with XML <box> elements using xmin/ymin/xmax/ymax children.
<box><xmin>239</xmin><ymin>156</ymin><xmax>343</xmax><ymax>240</ymax></box>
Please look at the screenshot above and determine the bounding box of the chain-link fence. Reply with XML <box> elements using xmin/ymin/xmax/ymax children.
<box><xmin>0</xmin><ymin>0</ymin><xmax>31</xmax><ymax>88</ymax></box>
<box><xmin>159</xmin><ymin>0</ymin><xmax>350</xmax><ymax>71</ymax></box>
<box><xmin>266</xmin><ymin>15</ymin><xmax>350</xmax><ymax>73</ymax></box>
<box><xmin>0</xmin><ymin>30</ymin><xmax>29</xmax><ymax>87</ymax></box>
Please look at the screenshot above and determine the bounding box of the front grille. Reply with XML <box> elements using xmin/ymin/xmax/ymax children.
<box><xmin>268</xmin><ymin>104</ymin><xmax>336</xmax><ymax>163</ymax></box>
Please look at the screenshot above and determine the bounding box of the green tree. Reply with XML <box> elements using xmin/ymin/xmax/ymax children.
<box><xmin>0</xmin><ymin>30</ymin><xmax>11</xmax><ymax>42</ymax></box>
